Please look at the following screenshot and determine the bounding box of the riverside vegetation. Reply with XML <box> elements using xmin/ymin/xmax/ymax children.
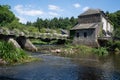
<box><xmin>35</xmin><ymin>39</ymin><xmax>120</xmax><ymax>57</ymax></box>
<box><xmin>50</xmin><ymin>44</ymin><xmax>109</xmax><ymax>57</ymax></box>
<box><xmin>0</xmin><ymin>41</ymin><xmax>38</xmax><ymax>65</ymax></box>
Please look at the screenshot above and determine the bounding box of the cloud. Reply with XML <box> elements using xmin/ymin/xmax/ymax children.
<box><xmin>14</xmin><ymin>5</ymin><xmax>44</xmax><ymax>16</ymax></box>
<box><xmin>83</xmin><ymin>6</ymin><xmax>90</xmax><ymax>11</ymax></box>
<box><xmin>73</xmin><ymin>3</ymin><xmax>81</xmax><ymax>8</ymax></box>
<box><xmin>48</xmin><ymin>5</ymin><xmax>63</xmax><ymax>11</ymax></box>
<box><xmin>48</xmin><ymin>12</ymin><xmax>59</xmax><ymax>16</ymax></box>
<box><xmin>16</xmin><ymin>15</ymin><xmax>27</xmax><ymax>23</ymax></box>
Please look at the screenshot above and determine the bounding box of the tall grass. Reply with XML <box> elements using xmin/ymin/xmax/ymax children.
<box><xmin>0</xmin><ymin>41</ymin><xmax>29</xmax><ymax>64</ymax></box>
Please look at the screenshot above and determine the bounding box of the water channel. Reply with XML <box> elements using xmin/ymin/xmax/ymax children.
<box><xmin>0</xmin><ymin>51</ymin><xmax>120</xmax><ymax>80</ymax></box>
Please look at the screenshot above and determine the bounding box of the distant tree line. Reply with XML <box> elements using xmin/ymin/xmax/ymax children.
<box><xmin>26</xmin><ymin>17</ymin><xmax>78</xmax><ymax>30</ymax></box>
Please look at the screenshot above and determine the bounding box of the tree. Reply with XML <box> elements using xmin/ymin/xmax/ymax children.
<box><xmin>34</xmin><ymin>18</ymin><xmax>44</xmax><ymax>31</ymax></box>
<box><xmin>107</xmin><ymin>10</ymin><xmax>120</xmax><ymax>38</ymax></box>
<box><xmin>70</xmin><ymin>16</ymin><xmax>77</xmax><ymax>26</ymax></box>
<box><xmin>26</xmin><ymin>21</ymin><xmax>32</xmax><ymax>26</ymax></box>
<box><xmin>0</xmin><ymin>5</ymin><xmax>16</xmax><ymax>26</ymax></box>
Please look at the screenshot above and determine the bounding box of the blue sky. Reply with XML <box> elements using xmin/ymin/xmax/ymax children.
<box><xmin>1</xmin><ymin>0</ymin><xmax>120</xmax><ymax>23</ymax></box>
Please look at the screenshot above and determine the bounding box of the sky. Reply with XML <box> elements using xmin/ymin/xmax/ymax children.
<box><xmin>0</xmin><ymin>0</ymin><xmax>120</xmax><ymax>23</ymax></box>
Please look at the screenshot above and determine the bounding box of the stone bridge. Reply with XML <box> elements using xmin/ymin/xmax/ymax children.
<box><xmin>0</xmin><ymin>28</ymin><xmax>68</xmax><ymax>51</ymax></box>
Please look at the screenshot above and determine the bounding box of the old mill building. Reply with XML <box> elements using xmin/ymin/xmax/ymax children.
<box><xmin>70</xmin><ymin>9</ymin><xmax>113</xmax><ymax>47</ymax></box>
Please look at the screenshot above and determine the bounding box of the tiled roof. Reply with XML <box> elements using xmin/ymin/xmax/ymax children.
<box><xmin>71</xmin><ymin>23</ymin><xmax>100</xmax><ymax>30</ymax></box>
<box><xmin>79</xmin><ymin>9</ymin><xmax>102</xmax><ymax>16</ymax></box>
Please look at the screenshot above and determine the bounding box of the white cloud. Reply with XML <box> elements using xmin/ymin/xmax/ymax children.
<box><xmin>73</xmin><ymin>3</ymin><xmax>81</xmax><ymax>8</ymax></box>
<box><xmin>83</xmin><ymin>6</ymin><xmax>90</xmax><ymax>11</ymax></box>
<box><xmin>48</xmin><ymin>5</ymin><xmax>63</xmax><ymax>11</ymax></box>
<box><xmin>48</xmin><ymin>12</ymin><xmax>59</xmax><ymax>16</ymax></box>
<box><xmin>14</xmin><ymin>5</ymin><xmax>44</xmax><ymax>16</ymax></box>
<box><xmin>16</xmin><ymin>15</ymin><xmax>27</xmax><ymax>23</ymax></box>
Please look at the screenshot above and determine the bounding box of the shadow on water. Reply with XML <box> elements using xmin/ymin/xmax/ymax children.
<box><xmin>75</xmin><ymin>66</ymin><xmax>120</xmax><ymax>80</ymax></box>
<box><xmin>0</xmin><ymin>76</ymin><xmax>25</xmax><ymax>80</ymax></box>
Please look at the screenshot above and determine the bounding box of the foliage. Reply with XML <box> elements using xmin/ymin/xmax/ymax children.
<box><xmin>30</xmin><ymin>39</ymin><xmax>47</xmax><ymax>45</ymax></box>
<box><xmin>33</xmin><ymin>17</ymin><xmax>77</xmax><ymax>30</ymax></box>
<box><xmin>0</xmin><ymin>5</ymin><xmax>16</xmax><ymax>26</ymax></box>
<box><xmin>114</xmin><ymin>27</ymin><xmax>120</xmax><ymax>38</ymax></box>
<box><xmin>0</xmin><ymin>41</ymin><xmax>29</xmax><ymax>64</ymax></box>
<box><xmin>6</xmin><ymin>19</ymin><xmax>21</xmax><ymax>29</ymax></box>
<box><xmin>53</xmin><ymin>44</ymin><xmax>92</xmax><ymax>57</ymax></box>
<box><xmin>92</xmin><ymin>47</ymin><xmax>108</xmax><ymax>56</ymax></box>
<box><xmin>107</xmin><ymin>10</ymin><xmax>120</xmax><ymax>38</ymax></box>
<box><xmin>107</xmin><ymin>10</ymin><xmax>120</xmax><ymax>29</ymax></box>
<box><xmin>54</xmin><ymin>45</ymin><xmax>109</xmax><ymax>57</ymax></box>
<box><xmin>106</xmin><ymin>40</ymin><xmax>120</xmax><ymax>51</ymax></box>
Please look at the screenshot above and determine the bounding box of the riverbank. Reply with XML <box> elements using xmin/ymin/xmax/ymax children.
<box><xmin>35</xmin><ymin>44</ymin><xmax>107</xmax><ymax>57</ymax></box>
<box><xmin>35</xmin><ymin>42</ymin><xmax>120</xmax><ymax>58</ymax></box>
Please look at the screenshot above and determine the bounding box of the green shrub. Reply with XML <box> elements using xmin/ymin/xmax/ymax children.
<box><xmin>0</xmin><ymin>41</ymin><xmax>28</xmax><ymax>63</ymax></box>
<box><xmin>114</xmin><ymin>41</ymin><xmax>120</xmax><ymax>49</ymax></box>
<box><xmin>106</xmin><ymin>40</ymin><xmax>120</xmax><ymax>51</ymax></box>
<box><xmin>93</xmin><ymin>47</ymin><xmax>108</xmax><ymax>56</ymax></box>
<box><xmin>59</xmin><ymin>45</ymin><xmax>109</xmax><ymax>57</ymax></box>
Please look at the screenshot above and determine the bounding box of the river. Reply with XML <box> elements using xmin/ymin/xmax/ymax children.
<box><xmin>0</xmin><ymin>52</ymin><xmax>120</xmax><ymax>80</ymax></box>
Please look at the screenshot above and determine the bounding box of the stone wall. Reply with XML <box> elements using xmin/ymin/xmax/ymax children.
<box><xmin>74</xmin><ymin>29</ymin><xmax>96</xmax><ymax>39</ymax></box>
<box><xmin>72</xmin><ymin>29</ymin><xmax>99</xmax><ymax>47</ymax></box>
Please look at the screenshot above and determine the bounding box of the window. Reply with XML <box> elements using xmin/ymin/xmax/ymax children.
<box><xmin>76</xmin><ymin>32</ymin><xmax>79</xmax><ymax>37</ymax></box>
<box><xmin>84</xmin><ymin>32</ymin><xmax>87</xmax><ymax>38</ymax></box>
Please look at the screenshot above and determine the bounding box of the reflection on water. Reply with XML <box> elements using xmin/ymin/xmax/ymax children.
<box><xmin>0</xmin><ymin>54</ymin><xmax>120</xmax><ymax>80</ymax></box>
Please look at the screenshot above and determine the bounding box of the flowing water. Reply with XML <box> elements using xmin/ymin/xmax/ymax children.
<box><xmin>0</xmin><ymin>52</ymin><xmax>120</xmax><ymax>80</ymax></box>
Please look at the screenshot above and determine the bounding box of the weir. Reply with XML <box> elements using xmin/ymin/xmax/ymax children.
<box><xmin>0</xmin><ymin>29</ymin><xmax>68</xmax><ymax>51</ymax></box>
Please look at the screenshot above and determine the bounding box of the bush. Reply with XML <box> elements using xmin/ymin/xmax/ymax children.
<box><xmin>114</xmin><ymin>41</ymin><xmax>120</xmax><ymax>49</ymax></box>
<box><xmin>0</xmin><ymin>41</ymin><xmax>29</xmax><ymax>64</ymax></box>
<box><xmin>106</xmin><ymin>40</ymin><xmax>120</xmax><ymax>51</ymax></box>
<box><xmin>93</xmin><ymin>47</ymin><xmax>108</xmax><ymax>56</ymax></box>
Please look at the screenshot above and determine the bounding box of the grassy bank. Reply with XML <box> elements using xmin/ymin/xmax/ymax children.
<box><xmin>50</xmin><ymin>40</ymin><xmax>120</xmax><ymax>57</ymax></box>
<box><xmin>0</xmin><ymin>41</ymin><xmax>38</xmax><ymax>65</ymax></box>
<box><xmin>51</xmin><ymin>44</ymin><xmax>109</xmax><ymax>57</ymax></box>
<box><xmin>35</xmin><ymin>43</ymin><xmax>109</xmax><ymax>57</ymax></box>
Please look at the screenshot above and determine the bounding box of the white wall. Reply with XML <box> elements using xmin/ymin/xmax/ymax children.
<box><xmin>108</xmin><ymin>22</ymin><xmax>113</xmax><ymax>32</ymax></box>
<box><xmin>101</xmin><ymin>16</ymin><xmax>113</xmax><ymax>37</ymax></box>
<box><xmin>101</xmin><ymin>17</ymin><xmax>107</xmax><ymax>32</ymax></box>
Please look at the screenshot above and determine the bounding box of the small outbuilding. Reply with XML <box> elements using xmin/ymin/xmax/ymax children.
<box><xmin>70</xmin><ymin>9</ymin><xmax>113</xmax><ymax>47</ymax></box>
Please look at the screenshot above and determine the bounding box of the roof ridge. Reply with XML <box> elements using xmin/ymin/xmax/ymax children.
<box><xmin>79</xmin><ymin>8</ymin><xmax>102</xmax><ymax>16</ymax></box>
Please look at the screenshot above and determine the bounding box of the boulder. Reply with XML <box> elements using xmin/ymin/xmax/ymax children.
<box><xmin>16</xmin><ymin>37</ymin><xmax>37</xmax><ymax>51</ymax></box>
<box><xmin>24</xmin><ymin>39</ymin><xmax>38</xmax><ymax>51</ymax></box>
<box><xmin>0</xmin><ymin>59</ymin><xmax>6</xmax><ymax>65</ymax></box>
<box><xmin>8</xmin><ymin>38</ymin><xmax>21</xmax><ymax>48</ymax></box>
<box><xmin>51</xmin><ymin>49</ymin><xmax>61</xmax><ymax>53</ymax></box>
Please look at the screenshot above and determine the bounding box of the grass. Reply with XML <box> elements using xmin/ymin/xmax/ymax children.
<box><xmin>30</xmin><ymin>39</ymin><xmax>48</xmax><ymax>45</ymax></box>
<box><xmin>52</xmin><ymin>44</ymin><xmax>109</xmax><ymax>57</ymax></box>
<box><xmin>0</xmin><ymin>41</ymin><xmax>39</xmax><ymax>65</ymax></box>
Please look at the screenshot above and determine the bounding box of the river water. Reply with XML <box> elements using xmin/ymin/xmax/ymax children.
<box><xmin>0</xmin><ymin>52</ymin><xmax>120</xmax><ymax>80</ymax></box>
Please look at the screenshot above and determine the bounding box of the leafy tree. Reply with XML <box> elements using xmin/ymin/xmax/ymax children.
<box><xmin>107</xmin><ymin>10</ymin><xmax>120</xmax><ymax>29</ymax></box>
<box><xmin>26</xmin><ymin>21</ymin><xmax>32</xmax><ymax>26</ymax></box>
<box><xmin>0</xmin><ymin>5</ymin><xmax>16</xmax><ymax>26</ymax></box>
<box><xmin>43</xmin><ymin>19</ymin><xmax>49</xmax><ymax>28</ymax></box>
<box><xmin>70</xmin><ymin>16</ymin><xmax>77</xmax><ymax>26</ymax></box>
<box><xmin>34</xmin><ymin>18</ymin><xmax>44</xmax><ymax>31</ymax></box>
<box><xmin>106</xmin><ymin>10</ymin><xmax>120</xmax><ymax>38</ymax></box>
